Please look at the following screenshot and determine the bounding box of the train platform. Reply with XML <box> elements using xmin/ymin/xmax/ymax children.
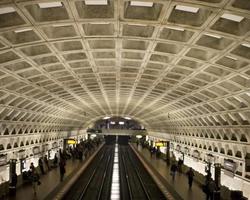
<box><xmin>4</xmin><ymin>147</ymin><xmax>102</xmax><ymax>200</ymax></box>
<box><xmin>132</xmin><ymin>144</ymin><xmax>206</xmax><ymax>200</ymax></box>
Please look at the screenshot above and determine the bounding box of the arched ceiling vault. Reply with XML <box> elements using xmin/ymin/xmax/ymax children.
<box><xmin>0</xmin><ymin>0</ymin><xmax>249</xmax><ymax>135</ymax></box>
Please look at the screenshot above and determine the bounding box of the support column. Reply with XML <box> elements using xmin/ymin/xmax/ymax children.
<box><xmin>214</xmin><ymin>163</ymin><xmax>221</xmax><ymax>200</ymax></box>
<box><xmin>166</xmin><ymin>141</ymin><xmax>170</xmax><ymax>165</ymax></box>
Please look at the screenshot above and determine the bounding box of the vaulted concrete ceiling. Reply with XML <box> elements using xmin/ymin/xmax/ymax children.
<box><xmin>0</xmin><ymin>0</ymin><xmax>249</xmax><ymax>136</ymax></box>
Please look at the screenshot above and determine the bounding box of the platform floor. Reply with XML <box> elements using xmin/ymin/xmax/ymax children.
<box><xmin>5</xmin><ymin>158</ymin><xmax>87</xmax><ymax>200</ymax></box>
<box><xmin>134</xmin><ymin>144</ymin><xmax>206</xmax><ymax>200</ymax></box>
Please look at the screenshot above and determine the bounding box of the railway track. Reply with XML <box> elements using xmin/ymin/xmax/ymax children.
<box><xmin>62</xmin><ymin>145</ymin><xmax>114</xmax><ymax>200</ymax></box>
<box><xmin>119</xmin><ymin>146</ymin><xmax>167</xmax><ymax>200</ymax></box>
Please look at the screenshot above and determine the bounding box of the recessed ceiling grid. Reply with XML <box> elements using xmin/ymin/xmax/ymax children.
<box><xmin>0</xmin><ymin>0</ymin><xmax>249</xmax><ymax>136</ymax></box>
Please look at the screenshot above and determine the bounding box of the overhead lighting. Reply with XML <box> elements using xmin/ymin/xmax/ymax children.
<box><xmin>110</xmin><ymin>121</ymin><xmax>116</xmax><ymax>125</ymax></box>
<box><xmin>204</xmin><ymin>33</ymin><xmax>221</xmax><ymax>39</ymax></box>
<box><xmin>130</xmin><ymin>1</ymin><xmax>153</xmax><ymax>7</ymax></box>
<box><xmin>228</xmin><ymin>113</ymin><xmax>236</xmax><ymax>121</ymax></box>
<box><xmin>38</xmin><ymin>2</ymin><xmax>63</xmax><ymax>9</ymax></box>
<box><xmin>239</xmin><ymin>113</ymin><xmax>247</xmax><ymax>121</ymax></box>
<box><xmin>52</xmin><ymin>24</ymin><xmax>71</xmax><ymax>27</ymax></box>
<box><xmin>221</xmin><ymin>13</ymin><xmax>244</xmax><ymax>22</ymax></box>
<box><xmin>241</xmin><ymin>43</ymin><xmax>250</xmax><ymax>48</ymax></box>
<box><xmin>234</xmin><ymin>96</ymin><xmax>243</xmax><ymax>103</ymax></box>
<box><xmin>89</xmin><ymin>22</ymin><xmax>110</xmax><ymax>24</ymax></box>
<box><xmin>225</xmin><ymin>55</ymin><xmax>237</xmax><ymax>61</ymax></box>
<box><xmin>175</xmin><ymin>5</ymin><xmax>199</xmax><ymax>13</ymax></box>
<box><xmin>14</xmin><ymin>28</ymin><xmax>32</xmax><ymax>33</ymax></box>
<box><xmin>136</xmin><ymin>135</ymin><xmax>143</xmax><ymax>139</ymax></box>
<box><xmin>85</xmin><ymin>0</ymin><xmax>108</xmax><ymax>5</ymax></box>
<box><xmin>119</xmin><ymin>121</ymin><xmax>124</xmax><ymax>125</ymax></box>
<box><xmin>124</xmin><ymin>117</ymin><xmax>131</xmax><ymax>120</ymax></box>
<box><xmin>103</xmin><ymin>116</ymin><xmax>110</xmax><ymax>120</ymax></box>
<box><xmin>0</xmin><ymin>7</ymin><xmax>15</xmax><ymax>15</ymax></box>
<box><xmin>166</xmin><ymin>26</ymin><xmax>185</xmax><ymax>31</ymax></box>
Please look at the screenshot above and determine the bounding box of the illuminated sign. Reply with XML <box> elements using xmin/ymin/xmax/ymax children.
<box><xmin>67</xmin><ymin>139</ymin><xmax>76</xmax><ymax>144</ymax></box>
<box><xmin>155</xmin><ymin>141</ymin><xmax>166</xmax><ymax>147</ymax></box>
<box><xmin>224</xmin><ymin>159</ymin><xmax>236</xmax><ymax>172</ymax></box>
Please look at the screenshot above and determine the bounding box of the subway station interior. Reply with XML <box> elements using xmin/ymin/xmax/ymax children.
<box><xmin>0</xmin><ymin>0</ymin><xmax>250</xmax><ymax>199</ymax></box>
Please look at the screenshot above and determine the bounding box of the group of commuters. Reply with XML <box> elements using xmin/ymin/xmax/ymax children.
<box><xmin>137</xmin><ymin>140</ymin><xmax>219</xmax><ymax>200</ymax></box>
<box><xmin>20</xmin><ymin>138</ymin><xmax>102</xmax><ymax>197</ymax></box>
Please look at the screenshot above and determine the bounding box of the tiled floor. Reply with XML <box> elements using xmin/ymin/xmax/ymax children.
<box><xmin>6</xmin><ymin>156</ymin><xmax>92</xmax><ymax>200</ymax></box>
<box><xmin>134</xmin><ymin>144</ymin><xmax>206</xmax><ymax>200</ymax></box>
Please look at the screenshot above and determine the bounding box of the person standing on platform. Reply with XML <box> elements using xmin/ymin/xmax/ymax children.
<box><xmin>53</xmin><ymin>153</ymin><xmax>58</xmax><ymax>167</ymax></box>
<box><xmin>38</xmin><ymin>158</ymin><xmax>45</xmax><ymax>175</ymax></box>
<box><xmin>44</xmin><ymin>155</ymin><xmax>50</xmax><ymax>171</ymax></box>
<box><xmin>29</xmin><ymin>163</ymin><xmax>41</xmax><ymax>197</ymax></box>
<box><xmin>170</xmin><ymin>162</ymin><xmax>178</xmax><ymax>180</ymax></box>
<box><xmin>186</xmin><ymin>167</ymin><xmax>195</xmax><ymax>189</ymax></box>
<box><xmin>9</xmin><ymin>172</ymin><xmax>17</xmax><ymax>195</ymax></box>
<box><xmin>59</xmin><ymin>158</ymin><xmax>66</xmax><ymax>182</ymax></box>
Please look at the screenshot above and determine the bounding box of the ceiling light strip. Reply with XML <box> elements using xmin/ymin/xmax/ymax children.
<box><xmin>225</xmin><ymin>55</ymin><xmax>238</xmax><ymax>61</ymax></box>
<box><xmin>204</xmin><ymin>33</ymin><xmax>221</xmax><ymax>39</ymax></box>
<box><xmin>175</xmin><ymin>5</ymin><xmax>199</xmax><ymax>13</ymax></box>
<box><xmin>130</xmin><ymin>1</ymin><xmax>153</xmax><ymax>7</ymax></box>
<box><xmin>85</xmin><ymin>0</ymin><xmax>108</xmax><ymax>5</ymax></box>
<box><xmin>241</xmin><ymin>43</ymin><xmax>250</xmax><ymax>48</ymax></box>
<box><xmin>38</xmin><ymin>2</ymin><xmax>63</xmax><ymax>9</ymax></box>
<box><xmin>220</xmin><ymin>13</ymin><xmax>244</xmax><ymax>22</ymax></box>
<box><xmin>0</xmin><ymin>7</ymin><xmax>15</xmax><ymax>15</ymax></box>
<box><xmin>166</xmin><ymin>26</ymin><xmax>185</xmax><ymax>31</ymax></box>
<box><xmin>14</xmin><ymin>28</ymin><xmax>32</xmax><ymax>33</ymax></box>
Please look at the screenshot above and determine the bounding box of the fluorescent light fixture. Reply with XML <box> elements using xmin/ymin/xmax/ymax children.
<box><xmin>103</xmin><ymin>116</ymin><xmax>110</xmax><ymax>119</ymax></box>
<box><xmin>52</xmin><ymin>24</ymin><xmax>71</xmax><ymax>27</ymax></box>
<box><xmin>225</xmin><ymin>55</ymin><xmax>237</xmax><ymax>61</ymax></box>
<box><xmin>85</xmin><ymin>0</ymin><xmax>108</xmax><ymax>5</ymax></box>
<box><xmin>242</xmin><ymin>43</ymin><xmax>250</xmax><ymax>48</ymax></box>
<box><xmin>14</xmin><ymin>28</ymin><xmax>32</xmax><ymax>33</ymax></box>
<box><xmin>128</xmin><ymin>23</ymin><xmax>148</xmax><ymax>27</ymax></box>
<box><xmin>89</xmin><ymin>22</ymin><xmax>110</xmax><ymax>24</ymax></box>
<box><xmin>175</xmin><ymin>5</ymin><xmax>199</xmax><ymax>13</ymax></box>
<box><xmin>110</xmin><ymin>121</ymin><xmax>116</xmax><ymax>125</ymax></box>
<box><xmin>136</xmin><ymin>135</ymin><xmax>143</xmax><ymax>139</ymax></box>
<box><xmin>130</xmin><ymin>1</ymin><xmax>153</xmax><ymax>7</ymax></box>
<box><xmin>228</xmin><ymin>113</ymin><xmax>236</xmax><ymax>121</ymax></box>
<box><xmin>0</xmin><ymin>7</ymin><xmax>15</xmax><ymax>15</ymax></box>
<box><xmin>124</xmin><ymin>116</ymin><xmax>131</xmax><ymax>120</ymax></box>
<box><xmin>119</xmin><ymin>121</ymin><xmax>124</xmax><ymax>125</ymax></box>
<box><xmin>239</xmin><ymin>112</ymin><xmax>247</xmax><ymax>121</ymax></box>
<box><xmin>38</xmin><ymin>2</ymin><xmax>63</xmax><ymax>9</ymax></box>
<box><xmin>221</xmin><ymin>13</ymin><xmax>244</xmax><ymax>22</ymax></box>
<box><xmin>234</xmin><ymin>96</ymin><xmax>243</xmax><ymax>103</ymax></box>
<box><xmin>221</xmin><ymin>115</ymin><xmax>226</xmax><ymax>121</ymax></box>
<box><xmin>204</xmin><ymin>33</ymin><xmax>221</xmax><ymax>39</ymax></box>
<box><xmin>167</xmin><ymin>26</ymin><xmax>185</xmax><ymax>31</ymax></box>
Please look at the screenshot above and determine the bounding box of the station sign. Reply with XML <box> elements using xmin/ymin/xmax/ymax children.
<box><xmin>155</xmin><ymin>141</ymin><xmax>166</xmax><ymax>147</ymax></box>
<box><xmin>224</xmin><ymin>159</ymin><xmax>237</xmax><ymax>172</ymax></box>
<box><xmin>67</xmin><ymin>139</ymin><xmax>76</xmax><ymax>145</ymax></box>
